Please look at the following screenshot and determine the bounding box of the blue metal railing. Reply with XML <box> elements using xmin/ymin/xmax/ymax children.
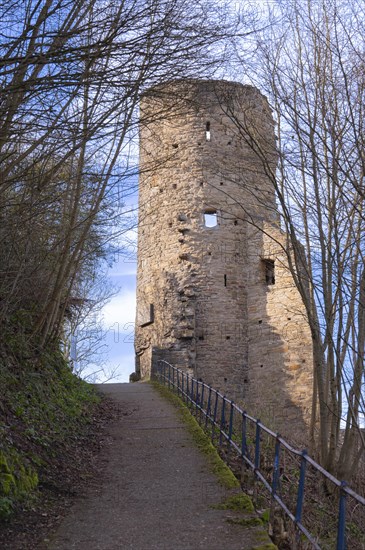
<box><xmin>155</xmin><ymin>360</ymin><xmax>365</xmax><ymax>550</ymax></box>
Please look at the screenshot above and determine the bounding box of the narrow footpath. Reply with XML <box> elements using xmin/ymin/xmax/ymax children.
<box><xmin>47</xmin><ymin>383</ymin><xmax>273</xmax><ymax>550</ymax></box>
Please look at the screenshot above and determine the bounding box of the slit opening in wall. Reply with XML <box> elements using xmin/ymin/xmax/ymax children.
<box><xmin>262</xmin><ymin>258</ymin><xmax>275</xmax><ymax>285</ymax></box>
<box><xmin>206</xmin><ymin>121</ymin><xmax>211</xmax><ymax>141</ymax></box>
<box><xmin>224</xmin><ymin>274</ymin><xmax>227</xmax><ymax>287</ymax></box>
<box><xmin>204</xmin><ymin>208</ymin><xmax>218</xmax><ymax>228</ymax></box>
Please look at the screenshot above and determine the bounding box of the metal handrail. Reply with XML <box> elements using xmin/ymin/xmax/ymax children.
<box><xmin>155</xmin><ymin>359</ymin><xmax>365</xmax><ymax>550</ymax></box>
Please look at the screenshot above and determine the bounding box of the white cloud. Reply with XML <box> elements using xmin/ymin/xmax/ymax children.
<box><xmin>109</xmin><ymin>262</ymin><xmax>137</xmax><ymax>277</ymax></box>
<box><xmin>80</xmin><ymin>356</ymin><xmax>133</xmax><ymax>384</ymax></box>
<box><xmin>101</xmin><ymin>288</ymin><xmax>136</xmax><ymax>330</ymax></box>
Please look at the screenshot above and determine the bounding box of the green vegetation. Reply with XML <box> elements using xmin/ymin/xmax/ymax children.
<box><xmin>153</xmin><ymin>381</ymin><xmax>279</xmax><ymax>549</ymax></box>
<box><xmin>212</xmin><ymin>493</ymin><xmax>254</xmax><ymax>513</ymax></box>
<box><xmin>0</xmin><ymin>315</ymin><xmax>100</xmax><ymax>520</ymax></box>
<box><xmin>151</xmin><ymin>381</ymin><xmax>239</xmax><ymax>489</ymax></box>
<box><xmin>251</xmin><ymin>544</ymin><xmax>278</xmax><ymax>550</ymax></box>
<box><xmin>226</xmin><ymin>516</ymin><xmax>263</xmax><ymax>527</ymax></box>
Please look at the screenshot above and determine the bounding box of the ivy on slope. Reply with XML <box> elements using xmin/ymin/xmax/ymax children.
<box><xmin>0</xmin><ymin>313</ymin><xmax>100</xmax><ymax>520</ymax></box>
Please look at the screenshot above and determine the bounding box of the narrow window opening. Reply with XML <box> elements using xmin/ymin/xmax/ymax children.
<box><xmin>226</xmin><ymin>335</ymin><xmax>230</xmax><ymax>340</ymax></box>
<box><xmin>140</xmin><ymin>304</ymin><xmax>154</xmax><ymax>327</ymax></box>
<box><xmin>206</xmin><ymin>121</ymin><xmax>211</xmax><ymax>141</ymax></box>
<box><xmin>224</xmin><ymin>274</ymin><xmax>227</xmax><ymax>287</ymax></box>
<box><xmin>263</xmin><ymin>259</ymin><xmax>275</xmax><ymax>285</ymax></box>
<box><xmin>204</xmin><ymin>209</ymin><xmax>218</xmax><ymax>228</ymax></box>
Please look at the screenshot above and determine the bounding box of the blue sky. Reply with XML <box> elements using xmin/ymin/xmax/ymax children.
<box><xmin>76</xmin><ymin>172</ymin><xmax>139</xmax><ymax>383</ymax></box>
<box><xmin>102</xmin><ymin>257</ymin><xmax>137</xmax><ymax>382</ymax></box>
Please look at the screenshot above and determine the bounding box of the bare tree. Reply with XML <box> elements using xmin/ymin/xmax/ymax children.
<box><xmin>0</xmin><ymin>0</ymin><xmax>249</xmax><ymax>347</ymax></box>
<box><xmin>229</xmin><ymin>0</ymin><xmax>365</xmax><ymax>477</ymax></box>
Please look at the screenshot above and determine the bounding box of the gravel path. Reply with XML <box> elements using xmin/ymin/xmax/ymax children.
<box><xmin>47</xmin><ymin>382</ymin><xmax>272</xmax><ymax>550</ymax></box>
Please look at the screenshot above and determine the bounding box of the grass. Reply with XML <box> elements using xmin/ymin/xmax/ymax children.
<box><xmin>0</xmin><ymin>316</ymin><xmax>101</xmax><ymax>520</ymax></box>
<box><xmin>212</xmin><ymin>493</ymin><xmax>255</xmax><ymax>512</ymax></box>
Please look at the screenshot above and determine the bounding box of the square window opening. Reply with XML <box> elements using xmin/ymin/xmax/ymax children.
<box><xmin>204</xmin><ymin>209</ymin><xmax>218</xmax><ymax>228</ymax></box>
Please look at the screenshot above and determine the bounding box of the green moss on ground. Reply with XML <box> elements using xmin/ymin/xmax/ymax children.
<box><xmin>151</xmin><ymin>381</ymin><xmax>239</xmax><ymax>489</ymax></box>
<box><xmin>212</xmin><ymin>493</ymin><xmax>255</xmax><ymax>513</ymax></box>
<box><xmin>251</xmin><ymin>544</ymin><xmax>278</xmax><ymax>550</ymax></box>
<box><xmin>152</xmin><ymin>381</ymin><xmax>279</xmax><ymax>550</ymax></box>
<box><xmin>227</xmin><ymin>516</ymin><xmax>263</xmax><ymax>527</ymax></box>
<box><xmin>0</xmin><ymin>316</ymin><xmax>101</xmax><ymax>520</ymax></box>
<box><xmin>0</xmin><ymin>451</ymin><xmax>38</xmax><ymax>497</ymax></box>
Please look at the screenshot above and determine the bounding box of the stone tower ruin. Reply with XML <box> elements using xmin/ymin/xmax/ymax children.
<box><xmin>134</xmin><ymin>80</ymin><xmax>313</xmax><ymax>432</ymax></box>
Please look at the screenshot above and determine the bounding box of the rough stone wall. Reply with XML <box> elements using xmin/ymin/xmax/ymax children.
<box><xmin>246</xmin><ymin>223</ymin><xmax>314</xmax><ymax>432</ymax></box>
<box><xmin>135</xmin><ymin>79</ymin><xmax>313</xmax><ymax>434</ymax></box>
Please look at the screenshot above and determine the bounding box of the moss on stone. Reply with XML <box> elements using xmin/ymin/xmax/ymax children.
<box><xmin>251</xmin><ymin>544</ymin><xmax>278</xmax><ymax>550</ymax></box>
<box><xmin>213</xmin><ymin>493</ymin><xmax>255</xmax><ymax>513</ymax></box>
<box><xmin>226</xmin><ymin>516</ymin><xmax>263</xmax><ymax>527</ymax></box>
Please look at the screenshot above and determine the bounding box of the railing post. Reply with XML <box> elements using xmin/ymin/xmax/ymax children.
<box><xmin>241</xmin><ymin>411</ymin><xmax>247</xmax><ymax>459</ymax></box>
<box><xmin>212</xmin><ymin>390</ymin><xmax>219</xmax><ymax>442</ymax></box>
<box><xmin>168</xmin><ymin>362</ymin><xmax>171</xmax><ymax>389</ymax></box>
<box><xmin>219</xmin><ymin>396</ymin><xmax>226</xmax><ymax>447</ymax></box>
<box><xmin>336</xmin><ymin>481</ymin><xmax>347</xmax><ymax>550</ymax></box>
<box><xmin>295</xmin><ymin>450</ymin><xmax>307</xmax><ymax>526</ymax></box>
<box><xmin>200</xmin><ymin>383</ymin><xmax>205</xmax><ymax>424</ymax></box>
<box><xmin>272</xmin><ymin>436</ymin><xmax>281</xmax><ymax>496</ymax></box>
<box><xmin>205</xmin><ymin>386</ymin><xmax>212</xmax><ymax>429</ymax></box>
<box><xmin>172</xmin><ymin>365</ymin><xmax>175</xmax><ymax>390</ymax></box>
<box><xmin>228</xmin><ymin>400</ymin><xmax>234</xmax><ymax>450</ymax></box>
<box><xmin>195</xmin><ymin>379</ymin><xmax>200</xmax><ymax>416</ymax></box>
<box><xmin>181</xmin><ymin>370</ymin><xmax>185</xmax><ymax>401</ymax></box>
<box><xmin>254</xmin><ymin>420</ymin><xmax>261</xmax><ymax>471</ymax></box>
